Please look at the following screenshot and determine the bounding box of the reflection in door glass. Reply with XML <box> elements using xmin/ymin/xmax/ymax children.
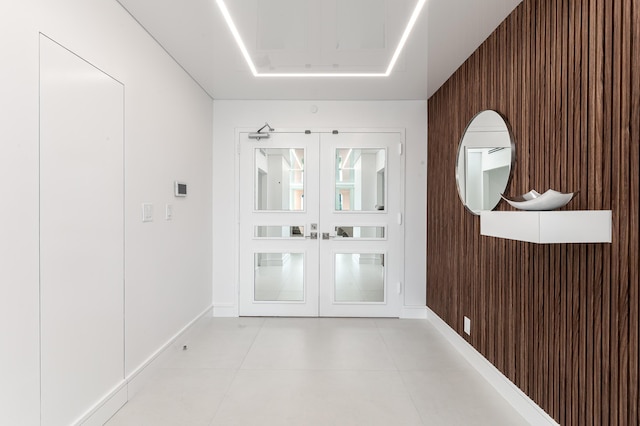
<box><xmin>254</xmin><ymin>253</ymin><xmax>304</xmax><ymax>301</ymax></box>
<box><xmin>255</xmin><ymin>148</ymin><xmax>304</xmax><ymax>211</ymax></box>
<box><xmin>334</xmin><ymin>226</ymin><xmax>385</xmax><ymax>239</ymax></box>
<box><xmin>334</xmin><ymin>253</ymin><xmax>384</xmax><ymax>302</ymax></box>
<box><xmin>335</xmin><ymin>148</ymin><xmax>385</xmax><ymax>212</ymax></box>
<box><xmin>254</xmin><ymin>226</ymin><xmax>305</xmax><ymax>238</ymax></box>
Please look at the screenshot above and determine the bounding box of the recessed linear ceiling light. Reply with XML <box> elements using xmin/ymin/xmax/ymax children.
<box><xmin>216</xmin><ymin>0</ymin><xmax>427</xmax><ymax>78</ymax></box>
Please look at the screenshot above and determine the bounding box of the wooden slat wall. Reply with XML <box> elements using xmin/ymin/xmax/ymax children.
<box><xmin>426</xmin><ymin>0</ymin><xmax>639</xmax><ymax>424</ymax></box>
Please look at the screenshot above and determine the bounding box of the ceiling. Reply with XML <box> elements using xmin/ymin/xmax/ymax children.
<box><xmin>115</xmin><ymin>0</ymin><xmax>522</xmax><ymax>100</ymax></box>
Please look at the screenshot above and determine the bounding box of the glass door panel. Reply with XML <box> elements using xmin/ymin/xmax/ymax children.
<box><xmin>254</xmin><ymin>252</ymin><xmax>305</xmax><ymax>302</ymax></box>
<box><xmin>239</xmin><ymin>133</ymin><xmax>319</xmax><ymax>316</ymax></box>
<box><xmin>254</xmin><ymin>225</ymin><xmax>305</xmax><ymax>238</ymax></box>
<box><xmin>334</xmin><ymin>253</ymin><xmax>385</xmax><ymax>303</ymax></box>
<box><xmin>335</xmin><ymin>148</ymin><xmax>386</xmax><ymax>212</ymax></box>
<box><xmin>255</xmin><ymin>148</ymin><xmax>305</xmax><ymax>211</ymax></box>
<box><xmin>334</xmin><ymin>225</ymin><xmax>385</xmax><ymax>239</ymax></box>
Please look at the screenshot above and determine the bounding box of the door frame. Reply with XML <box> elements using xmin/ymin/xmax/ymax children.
<box><xmin>233</xmin><ymin>127</ymin><xmax>406</xmax><ymax>317</ymax></box>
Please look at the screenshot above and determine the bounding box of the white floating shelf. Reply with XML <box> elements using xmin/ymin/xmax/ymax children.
<box><xmin>480</xmin><ymin>210</ymin><xmax>612</xmax><ymax>244</ymax></box>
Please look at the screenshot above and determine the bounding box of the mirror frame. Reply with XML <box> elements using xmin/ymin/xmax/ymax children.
<box><xmin>455</xmin><ymin>110</ymin><xmax>516</xmax><ymax>215</ymax></box>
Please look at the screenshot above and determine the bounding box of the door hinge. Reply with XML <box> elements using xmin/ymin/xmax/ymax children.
<box><xmin>398</xmin><ymin>143</ymin><xmax>403</xmax><ymax>155</ymax></box>
<box><xmin>397</xmin><ymin>282</ymin><xmax>402</xmax><ymax>295</ymax></box>
<box><xmin>397</xmin><ymin>213</ymin><xmax>403</xmax><ymax>225</ymax></box>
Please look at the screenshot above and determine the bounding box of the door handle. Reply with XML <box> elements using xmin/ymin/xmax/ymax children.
<box><xmin>306</xmin><ymin>232</ymin><xmax>318</xmax><ymax>240</ymax></box>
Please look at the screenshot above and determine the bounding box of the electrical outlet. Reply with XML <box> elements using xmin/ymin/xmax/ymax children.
<box><xmin>464</xmin><ymin>316</ymin><xmax>471</xmax><ymax>335</ymax></box>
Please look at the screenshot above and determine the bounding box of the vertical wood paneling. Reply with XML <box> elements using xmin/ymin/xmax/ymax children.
<box><xmin>590</xmin><ymin>0</ymin><xmax>605</xmax><ymax>423</ymax></box>
<box><xmin>603</xmin><ymin>1</ymin><xmax>614</xmax><ymax>424</ymax></box>
<box><xmin>630</xmin><ymin>2</ymin><xmax>640</xmax><ymax>425</ymax></box>
<box><xmin>426</xmin><ymin>0</ymin><xmax>639</xmax><ymax>424</ymax></box>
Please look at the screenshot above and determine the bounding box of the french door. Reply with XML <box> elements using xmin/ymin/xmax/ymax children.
<box><xmin>239</xmin><ymin>130</ymin><xmax>404</xmax><ymax>317</ymax></box>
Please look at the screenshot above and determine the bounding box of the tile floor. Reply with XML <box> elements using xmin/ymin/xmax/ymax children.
<box><xmin>106</xmin><ymin>318</ymin><xmax>529</xmax><ymax>426</ymax></box>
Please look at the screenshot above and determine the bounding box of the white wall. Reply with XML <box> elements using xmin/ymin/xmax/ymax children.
<box><xmin>0</xmin><ymin>0</ymin><xmax>213</xmax><ymax>423</ymax></box>
<box><xmin>212</xmin><ymin>101</ymin><xmax>427</xmax><ymax>316</ymax></box>
<box><xmin>0</xmin><ymin>4</ymin><xmax>40</xmax><ymax>424</ymax></box>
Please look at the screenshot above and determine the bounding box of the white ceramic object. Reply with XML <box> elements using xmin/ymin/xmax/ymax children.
<box><xmin>501</xmin><ymin>189</ymin><xmax>576</xmax><ymax>211</ymax></box>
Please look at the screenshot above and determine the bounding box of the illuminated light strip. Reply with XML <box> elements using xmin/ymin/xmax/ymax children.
<box><xmin>385</xmin><ymin>0</ymin><xmax>427</xmax><ymax>75</ymax></box>
<box><xmin>215</xmin><ymin>0</ymin><xmax>257</xmax><ymax>75</ymax></box>
<box><xmin>216</xmin><ymin>0</ymin><xmax>427</xmax><ymax>78</ymax></box>
<box><xmin>258</xmin><ymin>72</ymin><xmax>386</xmax><ymax>78</ymax></box>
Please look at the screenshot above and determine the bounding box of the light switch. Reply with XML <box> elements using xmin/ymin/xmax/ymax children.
<box><xmin>165</xmin><ymin>204</ymin><xmax>173</xmax><ymax>220</ymax></box>
<box><xmin>142</xmin><ymin>203</ymin><xmax>153</xmax><ymax>222</ymax></box>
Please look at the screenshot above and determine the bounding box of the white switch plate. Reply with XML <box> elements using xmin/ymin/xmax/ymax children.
<box><xmin>464</xmin><ymin>316</ymin><xmax>471</xmax><ymax>335</ymax></box>
<box><xmin>142</xmin><ymin>203</ymin><xmax>153</xmax><ymax>222</ymax></box>
<box><xmin>165</xmin><ymin>204</ymin><xmax>173</xmax><ymax>220</ymax></box>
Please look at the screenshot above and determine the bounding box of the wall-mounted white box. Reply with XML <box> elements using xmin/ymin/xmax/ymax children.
<box><xmin>480</xmin><ymin>210</ymin><xmax>612</xmax><ymax>244</ymax></box>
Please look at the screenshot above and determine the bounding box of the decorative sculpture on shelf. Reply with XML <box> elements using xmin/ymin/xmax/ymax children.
<box><xmin>500</xmin><ymin>189</ymin><xmax>577</xmax><ymax>211</ymax></box>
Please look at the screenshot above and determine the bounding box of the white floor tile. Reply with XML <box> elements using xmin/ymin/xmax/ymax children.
<box><xmin>210</xmin><ymin>370</ymin><xmax>423</xmax><ymax>426</ymax></box>
<box><xmin>376</xmin><ymin>319</ymin><xmax>472</xmax><ymax>371</ymax></box>
<box><xmin>164</xmin><ymin>319</ymin><xmax>263</xmax><ymax>369</ymax></box>
<box><xmin>400</xmin><ymin>369</ymin><xmax>529</xmax><ymax>426</ymax></box>
<box><xmin>239</xmin><ymin>318</ymin><xmax>396</xmax><ymax>371</ymax></box>
<box><xmin>105</xmin><ymin>369</ymin><xmax>236</xmax><ymax>426</ymax></box>
<box><xmin>107</xmin><ymin>318</ymin><xmax>533</xmax><ymax>426</ymax></box>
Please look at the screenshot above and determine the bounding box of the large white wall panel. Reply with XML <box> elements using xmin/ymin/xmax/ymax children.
<box><xmin>0</xmin><ymin>0</ymin><xmax>213</xmax><ymax>422</ymax></box>
<box><xmin>0</xmin><ymin>3</ymin><xmax>41</xmax><ymax>424</ymax></box>
<box><xmin>212</xmin><ymin>101</ymin><xmax>426</xmax><ymax>316</ymax></box>
<box><xmin>39</xmin><ymin>35</ymin><xmax>125</xmax><ymax>425</ymax></box>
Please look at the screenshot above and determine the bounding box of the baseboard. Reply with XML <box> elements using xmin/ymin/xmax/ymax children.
<box><xmin>215</xmin><ymin>304</ymin><xmax>425</xmax><ymax>319</ymax></box>
<box><xmin>76</xmin><ymin>383</ymin><xmax>127</xmax><ymax>426</ymax></box>
<box><xmin>213</xmin><ymin>303</ymin><xmax>239</xmax><ymax>317</ymax></box>
<box><xmin>76</xmin><ymin>305</ymin><xmax>213</xmax><ymax>425</ymax></box>
<box><xmin>400</xmin><ymin>305</ymin><xmax>428</xmax><ymax>319</ymax></box>
<box><xmin>427</xmin><ymin>308</ymin><xmax>559</xmax><ymax>426</ymax></box>
<box><xmin>125</xmin><ymin>305</ymin><xmax>213</xmax><ymax>395</ymax></box>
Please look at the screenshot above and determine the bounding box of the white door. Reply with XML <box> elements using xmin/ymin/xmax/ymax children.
<box><xmin>40</xmin><ymin>36</ymin><xmax>125</xmax><ymax>425</ymax></box>
<box><xmin>318</xmin><ymin>132</ymin><xmax>403</xmax><ymax>317</ymax></box>
<box><xmin>239</xmin><ymin>132</ymin><xmax>320</xmax><ymax>316</ymax></box>
<box><xmin>239</xmin><ymin>130</ymin><xmax>404</xmax><ymax>317</ymax></box>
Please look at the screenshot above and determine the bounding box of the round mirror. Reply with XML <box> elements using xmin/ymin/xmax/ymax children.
<box><xmin>455</xmin><ymin>110</ymin><xmax>515</xmax><ymax>215</ymax></box>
